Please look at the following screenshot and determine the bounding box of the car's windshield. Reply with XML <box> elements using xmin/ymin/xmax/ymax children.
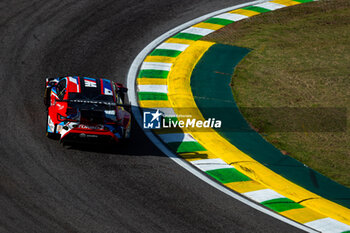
<box><xmin>57</xmin><ymin>79</ymin><xmax>67</xmax><ymax>100</ymax></box>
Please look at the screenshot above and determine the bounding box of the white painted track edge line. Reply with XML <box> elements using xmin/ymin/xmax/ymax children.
<box><xmin>126</xmin><ymin>1</ymin><xmax>318</xmax><ymax>232</ymax></box>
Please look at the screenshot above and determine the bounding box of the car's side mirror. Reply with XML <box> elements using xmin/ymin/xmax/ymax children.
<box><xmin>49</xmin><ymin>81</ymin><xmax>57</xmax><ymax>87</ymax></box>
<box><xmin>45</xmin><ymin>77</ymin><xmax>58</xmax><ymax>88</ymax></box>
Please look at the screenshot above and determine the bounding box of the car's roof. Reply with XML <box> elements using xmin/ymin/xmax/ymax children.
<box><xmin>62</xmin><ymin>76</ymin><xmax>115</xmax><ymax>102</ymax></box>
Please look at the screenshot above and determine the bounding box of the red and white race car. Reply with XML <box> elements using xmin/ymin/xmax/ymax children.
<box><xmin>44</xmin><ymin>76</ymin><xmax>131</xmax><ymax>144</ymax></box>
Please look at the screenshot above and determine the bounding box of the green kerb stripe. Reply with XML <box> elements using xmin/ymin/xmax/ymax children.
<box><xmin>138</xmin><ymin>92</ymin><xmax>168</xmax><ymax>101</ymax></box>
<box><xmin>138</xmin><ymin>70</ymin><xmax>169</xmax><ymax>79</ymax></box>
<box><xmin>341</xmin><ymin>231</ymin><xmax>350</xmax><ymax>233</ymax></box>
<box><xmin>150</xmin><ymin>49</ymin><xmax>182</xmax><ymax>57</ymax></box>
<box><xmin>206</xmin><ymin>168</ymin><xmax>251</xmax><ymax>183</ymax></box>
<box><xmin>242</xmin><ymin>6</ymin><xmax>271</xmax><ymax>13</ymax></box>
<box><xmin>204</xmin><ymin>18</ymin><xmax>234</xmax><ymax>26</ymax></box>
<box><xmin>167</xmin><ymin>141</ymin><xmax>207</xmax><ymax>153</ymax></box>
<box><xmin>261</xmin><ymin>198</ymin><xmax>304</xmax><ymax>212</ymax></box>
<box><xmin>172</xmin><ymin>33</ymin><xmax>203</xmax><ymax>41</ymax></box>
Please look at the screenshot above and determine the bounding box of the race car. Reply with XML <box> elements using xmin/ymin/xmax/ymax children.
<box><xmin>44</xmin><ymin>76</ymin><xmax>131</xmax><ymax>144</ymax></box>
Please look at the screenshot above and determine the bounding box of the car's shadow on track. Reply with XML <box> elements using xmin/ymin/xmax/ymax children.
<box><xmin>59</xmin><ymin>116</ymin><xmax>165</xmax><ymax>157</ymax></box>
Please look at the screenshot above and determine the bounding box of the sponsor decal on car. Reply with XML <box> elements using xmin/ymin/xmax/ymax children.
<box><xmin>84</xmin><ymin>78</ymin><xmax>97</xmax><ymax>87</ymax></box>
<box><xmin>78</xmin><ymin>124</ymin><xmax>104</xmax><ymax>130</ymax></box>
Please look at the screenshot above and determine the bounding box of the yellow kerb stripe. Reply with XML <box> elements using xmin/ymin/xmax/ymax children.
<box><xmin>165</xmin><ymin>38</ymin><xmax>195</xmax><ymax>45</ymax></box>
<box><xmin>137</xmin><ymin>78</ymin><xmax>167</xmax><ymax>85</ymax></box>
<box><xmin>144</xmin><ymin>56</ymin><xmax>176</xmax><ymax>63</ymax></box>
<box><xmin>225</xmin><ymin>180</ymin><xmax>265</xmax><ymax>193</ymax></box>
<box><xmin>281</xmin><ymin>208</ymin><xmax>325</xmax><ymax>224</ymax></box>
<box><xmin>230</xmin><ymin>9</ymin><xmax>261</xmax><ymax>17</ymax></box>
<box><xmin>270</xmin><ymin>0</ymin><xmax>301</xmax><ymax>6</ymax></box>
<box><xmin>193</xmin><ymin>22</ymin><xmax>224</xmax><ymax>31</ymax></box>
<box><xmin>139</xmin><ymin>100</ymin><xmax>172</xmax><ymax>108</ymax></box>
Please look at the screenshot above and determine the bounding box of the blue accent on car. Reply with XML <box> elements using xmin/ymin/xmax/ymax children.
<box><xmin>84</xmin><ymin>77</ymin><xmax>96</xmax><ymax>82</ymax></box>
<box><xmin>47</xmin><ymin>125</ymin><xmax>53</xmax><ymax>133</ymax></box>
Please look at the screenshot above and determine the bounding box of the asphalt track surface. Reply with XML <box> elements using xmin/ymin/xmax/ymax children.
<box><xmin>1</xmin><ymin>1</ymin><xmax>303</xmax><ymax>232</ymax></box>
